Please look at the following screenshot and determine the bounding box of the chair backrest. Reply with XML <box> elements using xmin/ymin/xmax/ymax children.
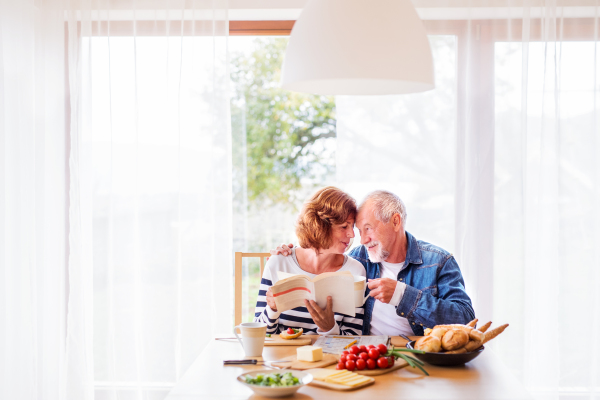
<box><xmin>234</xmin><ymin>252</ymin><xmax>270</xmax><ymax>326</ymax></box>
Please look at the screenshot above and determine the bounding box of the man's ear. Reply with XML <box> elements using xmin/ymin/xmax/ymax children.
<box><xmin>392</xmin><ymin>213</ymin><xmax>402</xmax><ymax>232</ymax></box>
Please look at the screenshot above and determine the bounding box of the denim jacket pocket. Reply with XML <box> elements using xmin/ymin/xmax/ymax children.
<box><xmin>421</xmin><ymin>285</ymin><xmax>438</xmax><ymax>297</ymax></box>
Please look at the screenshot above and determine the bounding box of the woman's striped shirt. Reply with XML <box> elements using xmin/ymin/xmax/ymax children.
<box><xmin>253</xmin><ymin>248</ymin><xmax>365</xmax><ymax>336</ymax></box>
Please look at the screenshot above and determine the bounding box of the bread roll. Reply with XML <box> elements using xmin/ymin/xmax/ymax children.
<box><xmin>424</xmin><ymin>328</ymin><xmax>433</xmax><ymax>336</ymax></box>
<box><xmin>441</xmin><ymin>329</ymin><xmax>469</xmax><ymax>351</ymax></box>
<box><xmin>445</xmin><ymin>347</ymin><xmax>468</xmax><ymax>354</ymax></box>
<box><xmin>430</xmin><ymin>327</ymin><xmax>449</xmax><ymax>340</ymax></box>
<box><xmin>468</xmin><ymin>329</ymin><xmax>484</xmax><ymax>342</ymax></box>
<box><xmin>415</xmin><ymin>335</ymin><xmax>442</xmax><ymax>353</ymax></box>
<box><xmin>482</xmin><ymin>324</ymin><xmax>509</xmax><ymax>344</ymax></box>
<box><xmin>478</xmin><ymin>321</ymin><xmax>492</xmax><ymax>333</ymax></box>
<box><xmin>466</xmin><ymin>318</ymin><xmax>478</xmax><ymax>328</ymax></box>
<box><xmin>464</xmin><ymin>339</ymin><xmax>483</xmax><ymax>352</ymax></box>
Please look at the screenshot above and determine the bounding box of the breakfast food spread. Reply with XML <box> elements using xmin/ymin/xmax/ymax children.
<box><xmin>280</xmin><ymin>327</ymin><xmax>303</xmax><ymax>340</ymax></box>
<box><xmin>297</xmin><ymin>345</ymin><xmax>323</xmax><ymax>362</ymax></box>
<box><xmin>416</xmin><ymin>319</ymin><xmax>509</xmax><ymax>354</ymax></box>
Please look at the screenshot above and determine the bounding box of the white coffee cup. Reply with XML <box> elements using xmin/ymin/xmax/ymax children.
<box><xmin>233</xmin><ymin>322</ymin><xmax>267</xmax><ymax>357</ymax></box>
<box><xmin>354</xmin><ymin>276</ymin><xmax>370</xmax><ymax>307</ymax></box>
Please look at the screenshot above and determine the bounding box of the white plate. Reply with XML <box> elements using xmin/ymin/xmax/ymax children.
<box><xmin>236</xmin><ymin>369</ymin><xmax>313</xmax><ymax>398</ymax></box>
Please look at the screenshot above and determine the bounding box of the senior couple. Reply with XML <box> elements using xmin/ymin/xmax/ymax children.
<box><xmin>254</xmin><ymin>187</ymin><xmax>475</xmax><ymax>337</ymax></box>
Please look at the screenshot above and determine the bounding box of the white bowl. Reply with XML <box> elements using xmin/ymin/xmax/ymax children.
<box><xmin>236</xmin><ymin>369</ymin><xmax>313</xmax><ymax>398</ymax></box>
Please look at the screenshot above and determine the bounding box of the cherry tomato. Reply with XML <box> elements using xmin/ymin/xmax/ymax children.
<box><xmin>349</xmin><ymin>345</ymin><xmax>360</xmax><ymax>355</ymax></box>
<box><xmin>366</xmin><ymin>358</ymin><xmax>376</xmax><ymax>369</ymax></box>
<box><xmin>359</xmin><ymin>352</ymin><xmax>369</xmax><ymax>361</ymax></box>
<box><xmin>340</xmin><ymin>355</ymin><xmax>347</xmax><ymax>363</ymax></box>
<box><xmin>345</xmin><ymin>360</ymin><xmax>356</xmax><ymax>371</ymax></box>
<box><xmin>387</xmin><ymin>356</ymin><xmax>395</xmax><ymax>368</ymax></box>
<box><xmin>367</xmin><ymin>344</ymin><xmax>376</xmax><ymax>349</ymax></box>
<box><xmin>341</xmin><ymin>350</ymin><xmax>349</xmax><ymax>356</ymax></box>
<box><xmin>356</xmin><ymin>359</ymin><xmax>366</xmax><ymax>370</ymax></box>
<box><xmin>368</xmin><ymin>348</ymin><xmax>380</xmax><ymax>360</ymax></box>
<box><xmin>336</xmin><ymin>361</ymin><xmax>346</xmax><ymax>370</ymax></box>
<box><xmin>286</xmin><ymin>327</ymin><xmax>294</xmax><ymax>334</ymax></box>
<box><xmin>377</xmin><ymin>357</ymin><xmax>389</xmax><ymax>369</ymax></box>
<box><xmin>358</xmin><ymin>345</ymin><xmax>368</xmax><ymax>353</ymax></box>
<box><xmin>377</xmin><ymin>344</ymin><xmax>388</xmax><ymax>354</ymax></box>
<box><xmin>347</xmin><ymin>353</ymin><xmax>357</xmax><ymax>361</ymax></box>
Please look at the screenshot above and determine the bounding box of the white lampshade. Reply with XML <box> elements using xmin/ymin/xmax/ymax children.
<box><xmin>281</xmin><ymin>0</ymin><xmax>434</xmax><ymax>95</ymax></box>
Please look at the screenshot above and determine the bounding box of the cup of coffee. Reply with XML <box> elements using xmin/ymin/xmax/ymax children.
<box><xmin>354</xmin><ymin>276</ymin><xmax>369</xmax><ymax>307</ymax></box>
<box><xmin>233</xmin><ymin>322</ymin><xmax>267</xmax><ymax>357</ymax></box>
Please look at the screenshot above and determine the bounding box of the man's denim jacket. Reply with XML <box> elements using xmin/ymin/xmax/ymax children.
<box><xmin>349</xmin><ymin>231</ymin><xmax>475</xmax><ymax>336</ymax></box>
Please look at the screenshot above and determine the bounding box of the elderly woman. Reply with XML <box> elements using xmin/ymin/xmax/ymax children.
<box><xmin>253</xmin><ymin>186</ymin><xmax>365</xmax><ymax>335</ymax></box>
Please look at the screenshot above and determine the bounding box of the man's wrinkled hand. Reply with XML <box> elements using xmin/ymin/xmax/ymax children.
<box><xmin>269</xmin><ymin>243</ymin><xmax>294</xmax><ymax>256</ymax></box>
<box><xmin>367</xmin><ymin>278</ymin><xmax>397</xmax><ymax>304</ymax></box>
<box><xmin>266</xmin><ymin>287</ymin><xmax>277</xmax><ymax>312</ymax></box>
<box><xmin>304</xmin><ymin>296</ymin><xmax>335</xmax><ymax>332</ymax></box>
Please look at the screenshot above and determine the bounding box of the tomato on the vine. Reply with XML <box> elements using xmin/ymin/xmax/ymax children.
<box><xmin>349</xmin><ymin>345</ymin><xmax>360</xmax><ymax>355</ymax></box>
<box><xmin>286</xmin><ymin>327</ymin><xmax>295</xmax><ymax>334</ymax></box>
<box><xmin>340</xmin><ymin>355</ymin><xmax>347</xmax><ymax>363</ymax></box>
<box><xmin>358</xmin><ymin>345</ymin><xmax>368</xmax><ymax>353</ymax></box>
<box><xmin>345</xmin><ymin>360</ymin><xmax>356</xmax><ymax>371</ymax></box>
<box><xmin>387</xmin><ymin>356</ymin><xmax>395</xmax><ymax>368</ymax></box>
<box><xmin>359</xmin><ymin>352</ymin><xmax>369</xmax><ymax>361</ymax></box>
<box><xmin>336</xmin><ymin>361</ymin><xmax>346</xmax><ymax>370</ymax></box>
<box><xmin>368</xmin><ymin>348</ymin><xmax>380</xmax><ymax>360</ymax></box>
<box><xmin>377</xmin><ymin>357</ymin><xmax>389</xmax><ymax>369</ymax></box>
<box><xmin>356</xmin><ymin>359</ymin><xmax>366</xmax><ymax>370</ymax></box>
<box><xmin>366</xmin><ymin>358</ymin><xmax>376</xmax><ymax>369</ymax></box>
<box><xmin>347</xmin><ymin>353</ymin><xmax>357</xmax><ymax>362</ymax></box>
<box><xmin>341</xmin><ymin>350</ymin><xmax>349</xmax><ymax>356</ymax></box>
<box><xmin>367</xmin><ymin>344</ymin><xmax>376</xmax><ymax>349</ymax></box>
<box><xmin>377</xmin><ymin>344</ymin><xmax>388</xmax><ymax>354</ymax></box>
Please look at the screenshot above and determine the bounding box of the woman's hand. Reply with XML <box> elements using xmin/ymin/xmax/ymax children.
<box><xmin>266</xmin><ymin>287</ymin><xmax>278</xmax><ymax>312</ymax></box>
<box><xmin>304</xmin><ymin>296</ymin><xmax>335</xmax><ymax>332</ymax></box>
<box><xmin>270</xmin><ymin>243</ymin><xmax>294</xmax><ymax>256</ymax></box>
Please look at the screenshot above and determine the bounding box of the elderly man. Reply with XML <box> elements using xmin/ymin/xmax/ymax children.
<box><xmin>273</xmin><ymin>190</ymin><xmax>474</xmax><ymax>336</ymax></box>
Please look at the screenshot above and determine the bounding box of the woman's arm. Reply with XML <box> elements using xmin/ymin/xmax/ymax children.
<box><xmin>253</xmin><ymin>266</ymin><xmax>281</xmax><ymax>333</ymax></box>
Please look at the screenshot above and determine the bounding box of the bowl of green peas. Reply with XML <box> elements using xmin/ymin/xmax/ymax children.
<box><xmin>236</xmin><ymin>369</ymin><xmax>313</xmax><ymax>398</ymax></box>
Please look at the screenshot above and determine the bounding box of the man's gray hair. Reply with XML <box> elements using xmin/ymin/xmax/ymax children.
<box><xmin>359</xmin><ymin>190</ymin><xmax>408</xmax><ymax>228</ymax></box>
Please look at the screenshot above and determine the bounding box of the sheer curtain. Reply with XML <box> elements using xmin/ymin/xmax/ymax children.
<box><xmin>0</xmin><ymin>1</ymin><xmax>67</xmax><ymax>399</ymax></box>
<box><xmin>3</xmin><ymin>0</ymin><xmax>231</xmax><ymax>399</ymax></box>
<box><xmin>337</xmin><ymin>1</ymin><xmax>600</xmax><ymax>399</ymax></box>
<box><xmin>65</xmin><ymin>1</ymin><xmax>232</xmax><ymax>398</ymax></box>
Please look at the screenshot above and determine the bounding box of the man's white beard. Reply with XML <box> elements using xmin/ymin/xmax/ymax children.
<box><xmin>365</xmin><ymin>241</ymin><xmax>390</xmax><ymax>263</ymax></box>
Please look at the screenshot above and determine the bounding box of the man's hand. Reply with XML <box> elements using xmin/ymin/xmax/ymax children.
<box><xmin>270</xmin><ymin>243</ymin><xmax>294</xmax><ymax>256</ymax></box>
<box><xmin>304</xmin><ymin>296</ymin><xmax>335</xmax><ymax>332</ymax></box>
<box><xmin>266</xmin><ymin>287</ymin><xmax>277</xmax><ymax>312</ymax></box>
<box><xmin>367</xmin><ymin>278</ymin><xmax>398</xmax><ymax>304</ymax></box>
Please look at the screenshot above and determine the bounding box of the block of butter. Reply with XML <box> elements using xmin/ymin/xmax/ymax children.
<box><xmin>296</xmin><ymin>345</ymin><xmax>323</xmax><ymax>362</ymax></box>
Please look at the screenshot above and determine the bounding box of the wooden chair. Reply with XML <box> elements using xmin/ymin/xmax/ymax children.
<box><xmin>234</xmin><ymin>252</ymin><xmax>270</xmax><ymax>326</ymax></box>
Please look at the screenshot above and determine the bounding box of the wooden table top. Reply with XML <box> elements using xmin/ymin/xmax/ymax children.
<box><xmin>165</xmin><ymin>336</ymin><xmax>532</xmax><ymax>400</ymax></box>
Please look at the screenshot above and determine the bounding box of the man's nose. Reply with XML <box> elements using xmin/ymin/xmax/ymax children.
<box><xmin>360</xmin><ymin>234</ymin><xmax>368</xmax><ymax>245</ymax></box>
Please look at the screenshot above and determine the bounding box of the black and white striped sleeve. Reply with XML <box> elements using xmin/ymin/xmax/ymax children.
<box><xmin>253</xmin><ymin>266</ymin><xmax>281</xmax><ymax>333</ymax></box>
<box><xmin>339</xmin><ymin>307</ymin><xmax>365</xmax><ymax>335</ymax></box>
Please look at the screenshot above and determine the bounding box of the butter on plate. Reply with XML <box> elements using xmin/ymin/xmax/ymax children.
<box><xmin>296</xmin><ymin>346</ymin><xmax>323</xmax><ymax>362</ymax></box>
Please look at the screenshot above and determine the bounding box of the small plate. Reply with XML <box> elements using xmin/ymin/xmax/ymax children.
<box><xmin>406</xmin><ymin>341</ymin><xmax>484</xmax><ymax>366</ymax></box>
<box><xmin>236</xmin><ymin>369</ymin><xmax>313</xmax><ymax>398</ymax></box>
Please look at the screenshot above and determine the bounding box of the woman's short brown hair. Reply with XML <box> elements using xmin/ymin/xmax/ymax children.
<box><xmin>296</xmin><ymin>186</ymin><xmax>357</xmax><ymax>251</ymax></box>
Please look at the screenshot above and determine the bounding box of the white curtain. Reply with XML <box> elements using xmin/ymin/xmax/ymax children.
<box><xmin>66</xmin><ymin>1</ymin><xmax>232</xmax><ymax>399</ymax></box>
<box><xmin>0</xmin><ymin>0</ymin><xmax>67</xmax><ymax>399</ymax></box>
<box><xmin>337</xmin><ymin>2</ymin><xmax>600</xmax><ymax>399</ymax></box>
<box><xmin>2</xmin><ymin>0</ymin><xmax>231</xmax><ymax>399</ymax></box>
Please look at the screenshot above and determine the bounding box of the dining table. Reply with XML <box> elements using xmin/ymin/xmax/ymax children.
<box><xmin>165</xmin><ymin>335</ymin><xmax>532</xmax><ymax>400</ymax></box>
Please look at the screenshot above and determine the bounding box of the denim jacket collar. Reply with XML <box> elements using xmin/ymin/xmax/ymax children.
<box><xmin>404</xmin><ymin>231</ymin><xmax>423</xmax><ymax>266</ymax></box>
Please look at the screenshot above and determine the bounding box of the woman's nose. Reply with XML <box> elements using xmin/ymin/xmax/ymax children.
<box><xmin>348</xmin><ymin>227</ymin><xmax>355</xmax><ymax>237</ymax></box>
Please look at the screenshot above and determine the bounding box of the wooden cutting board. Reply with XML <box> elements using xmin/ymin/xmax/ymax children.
<box><xmin>390</xmin><ymin>335</ymin><xmax>420</xmax><ymax>348</ymax></box>
<box><xmin>271</xmin><ymin>354</ymin><xmax>338</xmax><ymax>370</ymax></box>
<box><xmin>264</xmin><ymin>334</ymin><xmax>312</xmax><ymax>346</ymax></box>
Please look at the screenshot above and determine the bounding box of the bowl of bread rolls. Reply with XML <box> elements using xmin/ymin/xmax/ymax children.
<box><xmin>406</xmin><ymin>319</ymin><xmax>508</xmax><ymax>366</ymax></box>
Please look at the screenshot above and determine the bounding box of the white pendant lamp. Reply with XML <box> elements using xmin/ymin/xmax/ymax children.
<box><xmin>281</xmin><ymin>0</ymin><xmax>434</xmax><ymax>95</ymax></box>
